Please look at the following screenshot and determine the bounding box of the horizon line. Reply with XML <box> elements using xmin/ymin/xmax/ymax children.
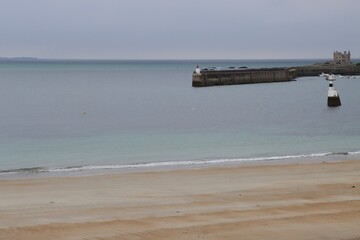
<box><xmin>0</xmin><ymin>57</ymin><xmax>345</xmax><ymax>61</ymax></box>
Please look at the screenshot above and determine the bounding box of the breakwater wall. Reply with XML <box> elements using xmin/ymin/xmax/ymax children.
<box><xmin>296</xmin><ymin>65</ymin><xmax>360</xmax><ymax>76</ymax></box>
<box><xmin>192</xmin><ymin>64</ymin><xmax>360</xmax><ymax>87</ymax></box>
<box><xmin>192</xmin><ymin>68</ymin><xmax>297</xmax><ymax>87</ymax></box>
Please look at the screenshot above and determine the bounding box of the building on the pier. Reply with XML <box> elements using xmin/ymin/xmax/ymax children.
<box><xmin>333</xmin><ymin>50</ymin><xmax>351</xmax><ymax>64</ymax></box>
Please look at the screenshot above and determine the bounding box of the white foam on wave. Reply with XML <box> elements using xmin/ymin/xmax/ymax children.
<box><xmin>349</xmin><ymin>150</ymin><xmax>360</xmax><ymax>155</ymax></box>
<box><xmin>2</xmin><ymin>151</ymin><xmax>359</xmax><ymax>175</ymax></box>
<box><xmin>47</xmin><ymin>151</ymin><xmax>341</xmax><ymax>173</ymax></box>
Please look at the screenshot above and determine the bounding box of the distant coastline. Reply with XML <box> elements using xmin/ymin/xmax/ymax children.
<box><xmin>0</xmin><ymin>57</ymin><xmax>39</xmax><ymax>61</ymax></box>
<box><xmin>1</xmin><ymin>57</ymin><xmax>359</xmax><ymax>61</ymax></box>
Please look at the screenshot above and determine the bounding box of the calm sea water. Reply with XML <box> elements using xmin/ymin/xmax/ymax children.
<box><xmin>1</xmin><ymin>59</ymin><xmax>360</xmax><ymax>176</ymax></box>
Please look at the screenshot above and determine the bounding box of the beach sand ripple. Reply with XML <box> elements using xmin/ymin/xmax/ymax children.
<box><xmin>0</xmin><ymin>160</ymin><xmax>360</xmax><ymax>240</ymax></box>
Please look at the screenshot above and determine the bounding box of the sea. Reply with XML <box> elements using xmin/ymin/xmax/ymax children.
<box><xmin>1</xmin><ymin>59</ymin><xmax>360</xmax><ymax>177</ymax></box>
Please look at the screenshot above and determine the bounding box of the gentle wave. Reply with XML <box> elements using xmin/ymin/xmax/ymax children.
<box><xmin>1</xmin><ymin>151</ymin><xmax>360</xmax><ymax>175</ymax></box>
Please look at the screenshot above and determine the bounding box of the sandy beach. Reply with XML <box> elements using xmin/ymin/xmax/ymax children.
<box><xmin>0</xmin><ymin>159</ymin><xmax>359</xmax><ymax>240</ymax></box>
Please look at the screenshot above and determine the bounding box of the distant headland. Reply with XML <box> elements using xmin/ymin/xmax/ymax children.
<box><xmin>0</xmin><ymin>57</ymin><xmax>39</xmax><ymax>61</ymax></box>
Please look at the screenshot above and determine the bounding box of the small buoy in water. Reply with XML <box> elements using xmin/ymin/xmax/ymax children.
<box><xmin>82</xmin><ymin>112</ymin><xmax>86</xmax><ymax>115</ymax></box>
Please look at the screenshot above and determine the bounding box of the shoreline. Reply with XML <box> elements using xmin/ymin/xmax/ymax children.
<box><xmin>1</xmin><ymin>151</ymin><xmax>359</xmax><ymax>180</ymax></box>
<box><xmin>1</xmin><ymin>158</ymin><xmax>359</xmax><ymax>239</ymax></box>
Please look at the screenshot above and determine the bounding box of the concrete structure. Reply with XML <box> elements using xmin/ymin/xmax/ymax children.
<box><xmin>323</xmin><ymin>74</ymin><xmax>341</xmax><ymax>107</ymax></box>
<box><xmin>192</xmin><ymin>51</ymin><xmax>359</xmax><ymax>87</ymax></box>
<box><xmin>193</xmin><ymin>64</ymin><xmax>360</xmax><ymax>87</ymax></box>
<box><xmin>295</xmin><ymin>64</ymin><xmax>360</xmax><ymax>76</ymax></box>
<box><xmin>192</xmin><ymin>68</ymin><xmax>297</xmax><ymax>87</ymax></box>
<box><xmin>333</xmin><ymin>50</ymin><xmax>351</xmax><ymax>64</ymax></box>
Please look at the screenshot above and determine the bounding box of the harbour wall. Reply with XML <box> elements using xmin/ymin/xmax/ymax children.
<box><xmin>192</xmin><ymin>64</ymin><xmax>360</xmax><ymax>87</ymax></box>
<box><xmin>192</xmin><ymin>68</ymin><xmax>297</xmax><ymax>87</ymax></box>
<box><xmin>295</xmin><ymin>65</ymin><xmax>360</xmax><ymax>76</ymax></box>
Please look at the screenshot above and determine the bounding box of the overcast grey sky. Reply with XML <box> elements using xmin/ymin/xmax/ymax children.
<box><xmin>0</xmin><ymin>0</ymin><xmax>359</xmax><ymax>59</ymax></box>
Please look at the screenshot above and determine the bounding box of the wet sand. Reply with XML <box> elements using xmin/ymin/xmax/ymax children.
<box><xmin>0</xmin><ymin>160</ymin><xmax>360</xmax><ymax>240</ymax></box>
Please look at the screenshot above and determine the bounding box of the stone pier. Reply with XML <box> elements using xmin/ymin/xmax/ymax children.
<box><xmin>192</xmin><ymin>64</ymin><xmax>360</xmax><ymax>87</ymax></box>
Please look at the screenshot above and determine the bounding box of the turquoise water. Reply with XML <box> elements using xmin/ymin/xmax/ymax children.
<box><xmin>1</xmin><ymin>59</ymin><xmax>360</xmax><ymax>175</ymax></box>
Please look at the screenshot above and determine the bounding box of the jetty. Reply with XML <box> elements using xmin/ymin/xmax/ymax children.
<box><xmin>192</xmin><ymin>64</ymin><xmax>360</xmax><ymax>87</ymax></box>
<box><xmin>192</xmin><ymin>51</ymin><xmax>360</xmax><ymax>87</ymax></box>
<box><xmin>193</xmin><ymin>67</ymin><xmax>297</xmax><ymax>87</ymax></box>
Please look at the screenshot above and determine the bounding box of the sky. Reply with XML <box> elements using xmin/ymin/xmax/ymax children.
<box><xmin>0</xmin><ymin>0</ymin><xmax>359</xmax><ymax>59</ymax></box>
